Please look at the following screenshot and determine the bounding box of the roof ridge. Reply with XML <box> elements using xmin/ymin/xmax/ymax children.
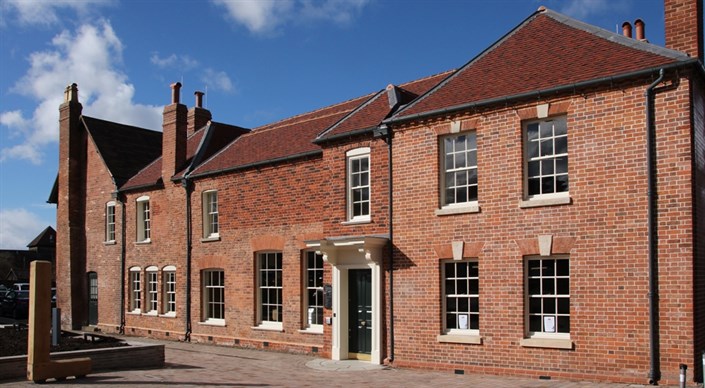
<box><xmin>250</xmin><ymin>103</ymin><xmax>362</xmax><ymax>135</ymax></box>
<box><xmin>316</xmin><ymin>90</ymin><xmax>385</xmax><ymax>140</ymax></box>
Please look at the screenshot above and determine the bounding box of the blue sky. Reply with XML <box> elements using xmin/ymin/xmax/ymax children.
<box><xmin>0</xmin><ymin>0</ymin><xmax>667</xmax><ymax>249</ymax></box>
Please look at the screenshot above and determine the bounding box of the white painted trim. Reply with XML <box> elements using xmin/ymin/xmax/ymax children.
<box><xmin>520</xmin><ymin>338</ymin><xmax>573</xmax><ymax>349</ymax></box>
<box><xmin>437</xmin><ymin>334</ymin><xmax>482</xmax><ymax>344</ymax></box>
<box><xmin>346</xmin><ymin>147</ymin><xmax>370</xmax><ymax>157</ymax></box>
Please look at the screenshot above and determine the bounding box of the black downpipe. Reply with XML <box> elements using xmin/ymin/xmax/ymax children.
<box><xmin>183</xmin><ymin>178</ymin><xmax>193</xmax><ymax>342</ymax></box>
<box><xmin>645</xmin><ymin>68</ymin><xmax>664</xmax><ymax>385</ymax></box>
<box><xmin>378</xmin><ymin>125</ymin><xmax>395</xmax><ymax>363</ymax></box>
<box><xmin>118</xmin><ymin>192</ymin><xmax>126</xmax><ymax>335</ymax></box>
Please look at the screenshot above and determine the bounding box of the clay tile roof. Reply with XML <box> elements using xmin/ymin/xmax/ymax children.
<box><xmin>191</xmin><ymin>94</ymin><xmax>373</xmax><ymax>177</ymax></box>
<box><xmin>82</xmin><ymin>116</ymin><xmax>162</xmax><ymax>187</ymax></box>
<box><xmin>26</xmin><ymin>226</ymin><xmax>56</xmax><ymax>249</ymax></box>
<box><xmin>393</xmin><ymin>8</ymin><xmax>690</xmax><ymax>122</ymax></box>
<box><xmin>120</xmin><ymin>122</ymin><xmax>247</xmax><ymax>190</ymax></box>
<box><xmin>318</xmin><ymin>71</ymin><xmax>454</xmax><ymax>140</ymax></box>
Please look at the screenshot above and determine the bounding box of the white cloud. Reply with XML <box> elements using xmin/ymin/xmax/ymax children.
<box><xmin>0</xmin><ymin>21</ymin><xmax>163</xmax><ymax>165</ymax></box>
<box><xmin>558</xmin><ymin>0</ymin><xmax>629</xmax><ymax>20</ymax></box>
<box><xmin>211</xmin><ymin>0</ymin><xmax>368</xmax><ymax>34</ymax></box>
<box><xmin>201</xmin><ymin>68</ymin><xmax>234</xmax><ymax>93</ymax></box>
<box><xmin>0</xmin><ymin>208</ymin><xmax>50</xmax><ymax>250</ymax></box>
<box><xmin>150</xmin><ymin>53</ymin><xmax>199</xmax><ymax>70</ymax></box>
<box><xmin>0</xmin><ymin>0</ymin><xmax>114</xmax><ymax>27</ymax></box>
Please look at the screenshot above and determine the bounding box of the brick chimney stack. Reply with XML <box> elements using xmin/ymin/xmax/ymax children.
<box><xmin>664</xmin><ymin>0</ymin><xmax>703</xmax><ymax>62</ymax></box>
<box><xmin>57</xmin><ymin>83</ymin><xmax>88</xmax><ymax>329</ymax></box>
<box><xmin>187</xmin><ymin>90</ymin><xmax>212</xmax><ymax>135</ymax></box>
<box><xmin>162</xmin><ymin>82</ymin><xmax>188</xmax><ymax>179</ymax></box>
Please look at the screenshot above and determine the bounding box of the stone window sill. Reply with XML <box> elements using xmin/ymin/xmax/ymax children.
<box><xmin>159</xmin><ymin>313</ymin><xmax>177</xmax><ymax>319</ymax></box>
<box><xmin>201</xmin><ymin>236</ymin><xmax>221</xmax><ymax>243</ymax></box>
<box><xmin>135</xmin><ymin>240</ymin><xmax>151</xmax><ymax>245</ymax></box>
<box><xmin>199</xmin><ymin>320</ymin><xmax>226</xmax><ymax>327</ymax></box>
<box><xmin>519</xmin><ymin>338</ymin><xmax>573</xmax><ymax>350</ymax></box>
<box><xmin>435</xmin><ymin>204</ymin><xmax>480</xmax><ymax>216</ymax></box>
<box><xmin>298</xmin><ymin>327</ymin><xmax>324</xmax><ymax>335</ymax></box>
<box><xmin>341</xmin><ymin>218</ymin><xmax>371</xmax><ymax>226</ymax></box>
<box><xmin>252</xmin><ymin>324</ymin><xmax>283</xmax><ymax>332</ymax></box>
<box><xmin>104</xmin><ymin>241</ymin><xmax>116</xmax><ymax>246</ymax></box>
<box><xmin>437</xmin><ymin>334</ymin><xmax>482</xmax><ymax>344</ymax></box>
<box><xmin>519</xmin><ymin>195</ymin><xmax>571</xmax><ymax>208</ymax></box>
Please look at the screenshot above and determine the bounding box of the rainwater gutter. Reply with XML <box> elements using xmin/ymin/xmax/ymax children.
<box><xmin>115</xmin><ymin>190</ymin><xmax>126</xmax><ymax>335</ymax></box>
<box><xmin>646</xmin><ymin>68</ymin><xmax>665</xmax><ymax>385</ymax></box>
<box><xmin>182</xmin><ymin>178</ymin><xmax>193</xmax><ymax>342</ymax></box>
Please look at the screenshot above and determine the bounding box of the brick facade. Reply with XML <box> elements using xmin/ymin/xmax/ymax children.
<box><xmin>53</xmin><ymin>2</ymin><xmax>704</xmax><ymax>385</ymax></box>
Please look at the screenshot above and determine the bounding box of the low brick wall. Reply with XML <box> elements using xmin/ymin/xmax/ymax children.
<box><xmin>0</xmin><ymin>341</ymin><xmax>164</xmax><ymax>381</ymax></box>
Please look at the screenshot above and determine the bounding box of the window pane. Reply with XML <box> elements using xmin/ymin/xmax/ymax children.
<box><xmin>528</xmin><ymin>178</ymin><xmax>540</xmax><ymax>196</ymax></box>
<box><xmin>528</xmin><ymin>160</ymin><xmax>540</xmax><ymax>177</ymax></box>
<box><xmin>468</xmin><ymin>150</ymin><xmax>477</xmax><ymax>167</ymax></box>
<box><xmin>445</xmin><ymin>172</ymin><xmax>455</xmax><ymax>187</ymax></box>
<box><xmin>455</xmin><ymin>135</ymin><xmax>466</xmax><ymax>151</ymax></box>
<box><xmin>445</xmin><ymin>189</ymin><xmax>455</xmax><ymax>205</ymax></box>
<box><xmin>529</xmin><ymin>278</ymin><xmax>541</xmax><ymax>295</ymax></box>
<box><xmin>469</xmin><ymin>297</ymin><xmax>479</xmax><ymax>312</ymax></box>
<box><xmin>541</xmin><ymin>159</ymin><xmax>554</xmax><ymax>175</ymax></box>
<box><xmin>529</xmin><ymin>315</ymin><xmax>542</xmax><ymax>332</ymax></box>
<box><xmin>361</xmin><ymin>173</ymin><xmax>369</xmax><ymax>186</ymax></box>
<box><xmin>361</xmin><ymin>157</ymin><xmax>368</xmax><ymax>171</ymax></box>
<box><xmin>468</xmin><ymin>169</ymin><xmax>477</xmax><ymax>185</ymax></box>
<box><xmin>455</xmin><ymin>152</ymin><xmax>466</xmax><ymax>168</ymax></box>
<box><xmin>529</xmin><ymin>297</ymin><xmax>541</xmax><ymax>313</ymax></box>
<box><xmin>555</xmin><ymin>156</ymin><xmax>568</xmax><ymax>174</ymax></box>
<box><xmin>445</xmin><ymin>263</ymin><xmax>455</xmax><ymax>277</ymax></box>
<box><xmin>527</xmin><ymin>141</ymin><xmax>539</xmax><ymax>159</ymax></box>
<box><xmin>528</xmin><ymin>260</ymin><xmax>541</xmax><ymax>275</ymax></box>
<box><xmin>557</xmin><ymin>278</ymin><xmax>570</xmax><ymax>295</ymax></box>
<box><xmin>446</xmin><ymin>297</ymin><xmax>456</xmax><ymax>310</ymax></box>
<box><xmin>445</xmin><ymin>154</ymin><xmax>453</xmax><ymax>171</ymax></box>
<box><xmin>446</xmin><ymin>314</ymin><xmax>456</xmax><ymax>330</ymax></box>
<box><xmin>527</xmin><ymin>123</ymin><xmax>539</xmax><ymax>140</ymax></box>
<box><xmin>468</xmin><ymin>262</ymin><xmax>478</xmax><ymax>277</ymax></box>
<box><xmin>457</xmin><ymin>188</ymin><xmax>467</xmax><ymax>203</ymax></box>
<box><xmin>542</xmin><ymin>176</ymin><xmax>554</xmax><ymax>194</ymax></box>
<box><xmin>456</xmin><ymin>263</ymin><xmax>467</xmax><ymax>278</ymax></box>
<box><xmin>555</xmin><ymin>136</ymin><xmax>567</xmax><ymax>154</ymax></box>
<box><xmin>469</xmin><ymin>279</ymin><xmax>479</xmax><ymax>294</ymax></box>
<box><xmin>458</xmin><ymin>297</ymin><xmax>468</xmax><ymax>311</ymax></box>
<box><xmin>542</xmin><ymin>278</ymin><xmax>555</xmax><ymax>294</ymax></box>
<box><xmin>556</xmin><ymin>175</ymin><xmax>569</xmax><ymax>193</ymax></box>
<box><xmin>543</xmin><ymin>298</ymin><xmax>556</xmax><ymax>314</ymax></box>
<box><xmin>469</xmin><ymin>314</ymin><xmax>479</xmax><ymax>330</ymax></box>
<box><xmin>540</xmin><ymin>139</ymin><xmax>553</xmax><ymax>156</ymax></box>
<box><xmin>542</xmin><ymin>259</ymin><xmax>555</xmax><ymax>276</ymax></box>
<box><xmin>556</xmin><ymin>259</ymin><xmax>569</xmax><ymax>276</ymax></box>
<box><xmin>554</xmin><ymin>118</ymin><xmax>567</xmax><ymax>135</ymax></box>
<box><xmin>456</xmin><ymin>171</ymin><xmax>467</xmax><ymax>186</ymax></box>
<box><xmin>557</xmin><ymin>297</ymin><xmax>570</xmax><ymax>314</ymax></box>
<box><xmin>457</xmin><ymin>279</ymin><xmax>468</xmax><ymax>295</ymax></box>
<box><xmin>539</xmin><ymin>121</ymin><xmax>553</xmax><ymax>138</ymax></box>
<box><xmin>557</xmin><ymin>316</ymin><xmax>570</xmax><ymax>333</ymax></box>
<box><xmin>467</xmin><ymin>133</ymin><xmax>476</xmax><ymax>149</ymax></box>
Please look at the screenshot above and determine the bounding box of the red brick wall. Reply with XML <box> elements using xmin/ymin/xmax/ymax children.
<box><xmin>389</xmin><ymin>77</ymin><xmax>696</xmax><ymax>385</ymax></box>
<box><xmin>83</xmin><ymin>137</ymin><xmax>122</xmax><ymax>329</ymax></box>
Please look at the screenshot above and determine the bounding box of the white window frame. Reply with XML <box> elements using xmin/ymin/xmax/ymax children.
<box><xmin>105</xmin><ymin>201</ymin><xmax>116</xmax><ymax>242</ymax></box>
<box><xmin>523</xmin><ymin>117</ymin><xmax>569</xmax><ymax>201</ymax></box>
<box><xmin>136</xmin><ymin>196</ymin><xmax>151</xmax><ymax>242</ymax></box>
<box><xmin>202</xmin><ymin>269</ymin><xmax>225</xmax><ymax>324</ymax></box>
<box><xmin>525</xmin><ymin>255</ymin><xmax>570</xmax><ymax>340</ymax></box>
<box><xmin>257</xmin><ymin>252</ymin><xmax>283</xmax><ymax>330</ymax></box>
<box><xmin>202</xmin><ymin>190</ymin><xmax>219</xmax><ymax>239</ymax></box>
<box><xmin>442</xmin><ymin>260</ymin><xmax>480</xmax><ymax>336</ymax></box>
<box><xmin>145</xmin><ymin>266</ymin><xmax>158</xmax><ymax>315</ymax></box>
<box><xmin>303</xmin><ymin>251</ymin><xmax>324</xmax><ymax>332</ymax></box>
<box><xmin>129</xmin><ymin>267</ymin><xmax>142</xmax><ymax>313</ymax></box>
<box><xmin>440</xmin><ymin>132</ymin><xmax>478</xmax><ymax>210</ymax></box>
<box><xmin>162</xmin><ymin>265</ymin><xmax>176</xmax><ymax>316</ymax></box>
<box><xmin>346</xmin><ymin>147</ymin><xmax>371</xmax><ymax>222</ymax></box>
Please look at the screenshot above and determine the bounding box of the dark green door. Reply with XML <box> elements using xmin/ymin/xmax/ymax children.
<box><xmin>348</xmin><ymin>269</ymin><xmax>372</xmax><ymax>357</ymax></box>
<box><xmin>88</xmin><ymin>272</ymin><xmax>98</xmax><ymax>325</ymax></box>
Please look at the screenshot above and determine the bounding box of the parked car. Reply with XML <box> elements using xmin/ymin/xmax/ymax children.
<box><xmin>0</xmin><ymin>290</ymin><xmax>30</xmax><ymax>319</ymax></box>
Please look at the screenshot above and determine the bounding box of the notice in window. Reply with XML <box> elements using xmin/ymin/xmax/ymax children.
<box><xmin>544</xmin><ymin>316</ymin><xmax>556</xmax><ymax>333</ymax></box>
<box><xmin>458</xmin><ymin>314</ymin><xmax>468</xmax><ymax>330</ymax></box>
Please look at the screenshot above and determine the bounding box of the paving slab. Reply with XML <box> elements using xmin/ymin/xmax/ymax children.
<box><xmin>0</xmin><ymin>336</ymin><xmax>695</xmax><ymax>387</ymax></box>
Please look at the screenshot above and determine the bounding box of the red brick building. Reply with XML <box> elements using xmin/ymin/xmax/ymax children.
<box><xmin>51</xmin><ymin>2</ymin><xmax>704</xmax><ymax>385</ymax></box>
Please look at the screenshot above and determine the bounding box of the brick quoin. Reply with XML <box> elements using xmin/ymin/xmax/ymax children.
<box><xmin>52</xmin><ymin>1</ymin><xmax>704</xmax><ymax>385</ymax></box>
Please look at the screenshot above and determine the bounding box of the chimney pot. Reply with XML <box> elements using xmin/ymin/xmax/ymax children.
<box><xmin>634</xmin><ymin>19</ymin><xmax>646</xmax><ymax>41</ymax></box>
<box><xmin>64</xmin><ymin>83</ymin><xmax>79</xmax><ymax>103</ymax></box>
<box><xmin>195</xmin><ymin>91</ymin><xmax>204</xmax><ymax>108</ymax></box>
<box><xmin>622</xmin><ymin>22</ymin><xmax>633</xmax><ymax>38</ymax></box>
<box><xmin>170</xmin><ymin>82</ymin><xmax>182</xmax><ymax>104</ymax></box>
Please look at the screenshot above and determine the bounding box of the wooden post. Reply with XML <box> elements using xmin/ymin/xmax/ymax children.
<box><xmin>28</xmin><ymin>260</ymin><xmax>91</xmax><ymax>383</ymax></box>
